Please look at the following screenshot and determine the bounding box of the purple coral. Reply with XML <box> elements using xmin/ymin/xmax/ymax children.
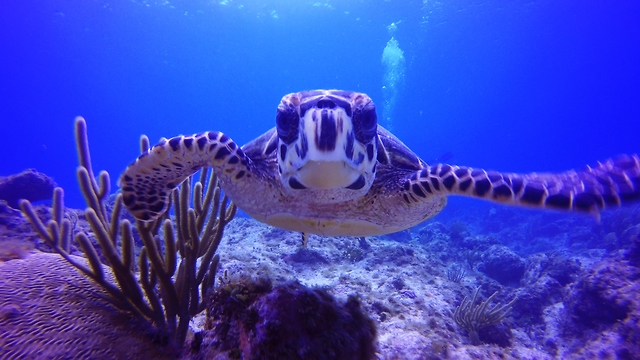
<box><xmin>204</xmin><ymin>280</ymin><xmax>377</xmax><ymax>360</ymax></box>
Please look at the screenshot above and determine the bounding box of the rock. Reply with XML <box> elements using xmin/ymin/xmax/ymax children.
<box><xmin>0</xmin><ymin>169</ymin><xmax>56</xmax><ymax>208</ymax></box>
<box><xmin>203</xmin><ymin>280</ymin><xmax>377</xmax><ymax>360</ymax></box>
<box><xmin>285</xmin><ymin>248</ymin><xmax>329</xmax><ymax>265</ymax></box>
<box><xmin>564</xmin><ymin>261</ymin><xmax>639</xmax><ymax>329</ymax></box>
<box><xmin>561</xmin><ymin>259</ymin><xmax>640</xmax><ymax>358</ymax></box>
<box><xmin>624</xmin><ymin>233</ymin><xmax>640</xmax><ymax>267</ymax></box>
<box><xmin>478</xmin><ymin>245</ymin><xmax>526</xmax><ymax>286</ymax></box>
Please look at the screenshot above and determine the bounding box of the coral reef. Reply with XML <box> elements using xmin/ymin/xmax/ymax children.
<box><xmin>202</xmin><ymin>279</ymin><xmax>377</xmax><ymax>360</ymax></box>
<box><xmin>0</xmin><ymin>169</ymin><xmax>56</xmax><ymax>208</ymax></box>
<box><xmin>2</xmin><ymin>187</ymin><xmax>640</xmax><ymax>359</ymax></box>
<box><xmin>0</xmin><ymin>190</ymin><xmax>124</xmax><ymax>262</ymax></box>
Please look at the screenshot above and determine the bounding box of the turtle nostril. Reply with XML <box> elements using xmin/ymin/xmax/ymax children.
<box><xmin>316</xmin><ymin>99</ymin><xmax>336</xmax><ymax>109</ymax></box>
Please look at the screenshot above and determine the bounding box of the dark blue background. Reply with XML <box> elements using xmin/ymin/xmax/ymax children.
<box><xmin>1</xmin><ymin>0</ymin><xmax>639</xmax><ymax>214</ymax></box>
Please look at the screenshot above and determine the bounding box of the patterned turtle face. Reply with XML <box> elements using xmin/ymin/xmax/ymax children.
<box><xmin>276</xmin><ymin>90</ymin><xmax>378</xmax><ymax>202</ymax></box>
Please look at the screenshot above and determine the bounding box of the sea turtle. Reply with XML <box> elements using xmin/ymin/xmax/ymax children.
<box><xmin>120</xmin><ymin>90</ymin><xmax>640</xmax><ymax>237</ymax></box>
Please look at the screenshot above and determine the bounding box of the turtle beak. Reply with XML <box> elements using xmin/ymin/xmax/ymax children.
<box><xmin>293</xmin><ymin>97</ymin><xmax>365</xmax><ymax>189</ymax></box>
<box><xmin>297</xmin><ymin>160</ymin><xmax>362</xmax><ymax>189</ymax></box>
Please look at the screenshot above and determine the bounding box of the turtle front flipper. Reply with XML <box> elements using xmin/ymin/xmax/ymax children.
<box><xmin>406</xmin><ymin>154</ymin><xmax>640</xmax><ymax>215</ymax></box>
<box><xmin>119</xmin><ymin>131</ymin><xmax>248</xmax><ymax>221</ymax></box>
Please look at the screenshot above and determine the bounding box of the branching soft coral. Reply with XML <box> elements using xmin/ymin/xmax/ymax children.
<box><xmin>453</xmin><ymin>286</ymin><xmax>517</xmax><ymax>344</ymax></box>
<box><xmin>20</xmin><ymin>117</ymin><xmax>236</xmax><ymax>349</ymax></box>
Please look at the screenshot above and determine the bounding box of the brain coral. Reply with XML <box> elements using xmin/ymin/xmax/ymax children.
<box><xmin>0</xmin><ymin>251</ymin><xmax>174</xmax><ymax>359</ymax></box>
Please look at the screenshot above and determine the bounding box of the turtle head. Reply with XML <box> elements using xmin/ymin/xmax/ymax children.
<box><xmin>275</xmin><ymin>90</ymin><xmax>378</xmax><ymax>202</ymax></box>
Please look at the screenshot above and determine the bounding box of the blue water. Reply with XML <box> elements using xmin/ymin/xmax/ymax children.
<box><xmin>1</xmin><ymin>0</ymin><xmax>639</xmax><ymax>213</ymax></box>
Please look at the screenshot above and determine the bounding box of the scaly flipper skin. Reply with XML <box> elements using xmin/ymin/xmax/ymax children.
<box><xmin>120</xmin><ymin>131</ymin><xmax>249</xmax><ymax>221</ymax></box>
<box><xmin>404</xmin><ymin>155</ymin><xmax>640</xmax><ymax>215</ymax></box>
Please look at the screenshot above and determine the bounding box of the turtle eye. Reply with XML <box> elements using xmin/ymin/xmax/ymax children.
<box><xmin>352</xmin><ymin>102</ymin><xmax>377</xmax><ymax>143</ymax></box>
<box><xmin>276</xmin><ymin>105</ymin><xmax>300</xmax><ymax>144</ymax></box>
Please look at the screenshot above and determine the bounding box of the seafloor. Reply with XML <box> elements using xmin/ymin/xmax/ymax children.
<box><xmin>1</xmin><ymin>171</ymin><xmax>639</xmax><ymax>359</ymax></box>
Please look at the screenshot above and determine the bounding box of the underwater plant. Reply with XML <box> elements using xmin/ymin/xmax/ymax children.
<box><xmin>446</xmin><ymin>263</ymin><xmax>467</xmax><ymax>283</ymax></box>
<box><xmin>453</xmin><ymin>286</ymin><xmax>517</xmax><ymax>345</ymax></box>
<box><xmin>20</xmin><ymin>117</ymin><xmax>236</xmax><ymax>349</ymax></box>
